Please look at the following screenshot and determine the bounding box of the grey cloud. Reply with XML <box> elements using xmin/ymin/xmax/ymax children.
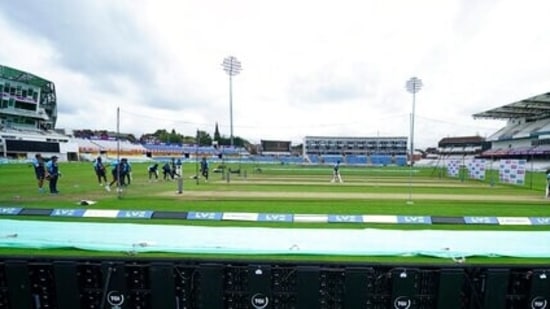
<box><xmin>0</xmin><ymin>1</ymin><xmax>158</xmax><ymax>89</ymax></box>
<box><xmin>147</xmin><ymin>94</ymin><xmax>202</xmax><ymax>111</ymax></box>
<box><xmin>0</xmin><ymin>1</ymin><xmax>211</xmax><ymax>113</ymax></box>
<box><xmin>56</xmin><ymin>102</ymin><xmax>79</xmax><ymax>115</ymax></box>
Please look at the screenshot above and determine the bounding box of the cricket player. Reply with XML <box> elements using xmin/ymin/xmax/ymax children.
<box><xmin>331</xmin><ymin>160</ymin><xmax>343</xmax><ymax>183</ymax></box>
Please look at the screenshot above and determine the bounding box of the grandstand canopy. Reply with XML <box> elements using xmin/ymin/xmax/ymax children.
<box><xmin>0</xmin><ymin>65</ymin><xmax>53</xmax><ymax>89</ymax></box>
<box><xmin>438</xmin><ymin>135</ymin><xmax>484</xmax><ymax>146</ymax></box>
<box><xmin>472</xmin><ymin>92</ymin><xmax>550</xmax><ymax>121</ymax></box>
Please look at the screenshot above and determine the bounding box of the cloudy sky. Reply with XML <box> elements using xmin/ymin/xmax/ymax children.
<box><xmin>1</xmin><ymin>0</ymin><xmax>550</xmax><ymax>148</ymax></box>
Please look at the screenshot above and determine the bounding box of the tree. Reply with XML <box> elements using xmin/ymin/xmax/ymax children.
<box><xmin>145</xmin><ymin>129</ymin><xmax>184</xmax><ymax>144</ymax></box>
<box><xmin>154</xmin><ymin>129</ymin><xmax>169</xmax><ymax>143</ymax></box>
<box><xmin>233</xmin><ymin>136</ymin><xmax>250</xmax><ymax>147</ymax></box>
<box><xmin>168</xmin><ymin>129</ymin><xmax>182</xmax><ymax>144</ymax></box>
<box><xmin>196</xmin><ymin>130</ymin><xmax>212</xmax><ymax>146</ymax></box>
<box><xmin>182</xmin><ymin>135</ymin><xmax>195</xmax><ymax>144</ymax></box>
<box><xmin>217</xmin><ymin>136</ymin><xmax>249</xmax><ymax>147</ymax></box>
<box><xmin>214</xmin><ymin>122</ymin><xmax>221</xmax><ymax>141</ymax></box>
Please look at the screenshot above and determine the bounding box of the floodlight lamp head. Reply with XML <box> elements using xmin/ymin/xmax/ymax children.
<box><xmin>406</xmin><ymin>77</ymin><xmax>423</xmax><ymax>94</ymax></box>
<box><xmin>222</xmin><ymin>56</ymin><xmax>242</xmax><ymax>76</ymax></box>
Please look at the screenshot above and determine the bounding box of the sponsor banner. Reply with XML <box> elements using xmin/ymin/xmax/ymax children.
<box><xmin>0</xmin><ymin>207</ymin><xmax>22</xmax><ymax>215</ymax></box>
<box><xmin>362</xmin><ymin>215</ymin><xmax>398</xmax><ymax>224</ymax></box>
<box><xmin>83</xmin><ymin>209</ymin><xmax>120</xmax><ymax>218</ymax></box>
<box><xmin>431</xmin><ymin>216</ymin><xmax>465</xmax><ymax>224</ymax></box>
<box><xmin>497</xmin><ymin>217</ymin><xmax>532</xmax><ymax>225</ymax></box>
<box><xmin>222</xmin><ymin>212</ymin><xmax>259</xmax><ymax>221</ymax></box>
<box><xmin>293</xmin><ymin>214</ymin><xmax>328</xmax><ymax>223</ymax></box>
<box><xmin>187</xmin><ymin>211</ymin><xmax>223</xmax><ymax>221</ymax></box>
<box><xmin>21</xmin><ymin>208</ymin><xmax>52</xmax><ymax>216</ymax></box>
<box><xmin>151</xmin><ymin>211</ymin><xmax>188</xmax><ymax>220</ymax></box>
<box><xmin>396</xmin><ymin>216</ymin><xmax>432</xmax><ymax>224</ymax></box>
<box><xmin>530</xmin><ymin>217</ymin><xmax>550</xmax><ymax>225</ymax></box>
<box><xmin>328</xmin><ymin>215</ymin><xmax>363</xmax><ymax>223</ymax></box>
<box><xmin>257</xmin><ymin>213</ymin><xmax>293</xmax><ymax>222</ymax></box>
<box><xmin>446</xmin><ymin>160</ymin><xmax>461</xmax><ymax>177</ymax></box>
<box><xmin>51</xmin><ymin>209</ymin><xmax>86</xmax><ymax>217</ymax></box>
<box><xmin>5</xmin><ymin>206</ymin><xmax>548</xmax><ymax>227</ymax></box>
<box><xmin>117</xmin><ymin>210</ymin><xmax>154</xmax><ymax>219</ymax></box>
<box><xmin>464</xmin><ymin>216</ymin><xmax>499</xmax><ymax>224</ymax></box>
<box><xmin>467</xmin><ymin>159</ymin><xmax>486</xmax><ymax>180</ymax></box>
<box><xmin>499</xmin><ymin>159</ymin><xmax>526</xmax><ymax>185</ymax></box>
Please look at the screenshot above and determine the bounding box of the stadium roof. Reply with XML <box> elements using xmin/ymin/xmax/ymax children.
<box><xmin>0</xmin><ymin>64</ymin><xmax>53</xmax><ymax>89</ymax></box>
<box><xmin>438</xmin><ymin>135</ymin><xmax>484</xmax><ymax>146</ymax></box>
<box><xmin>472</xmin><ymin>92</ymin><xmax>550</xmax><ymax>121</ymax></box>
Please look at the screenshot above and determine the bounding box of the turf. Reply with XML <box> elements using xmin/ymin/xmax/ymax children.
<box><xmin>1</xmin><ymin>161</ymin><xmax>549</xmax><ymax>265</ymax></box>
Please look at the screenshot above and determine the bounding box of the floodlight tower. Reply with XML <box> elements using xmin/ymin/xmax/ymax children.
<box><xmin>406</xmin><ymin>77</ymin><xmax>423</xmax><ymax>166</ymax></box>
<box><xmin>222</xmin><ymin>56</ymin><xmax>242</xmax><ymax>147</ymax></box>
<box><xmin>405</xmin><ymin>77</ymin><xmax>422</xmax><ymax>205</ymax></box>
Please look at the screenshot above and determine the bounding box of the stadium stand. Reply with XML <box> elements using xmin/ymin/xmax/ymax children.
<box><xmin>437</xmin><ymin>136</ymin><xmax>486</xmax><ymax>156</ymax></box>
<box><xmin>0</xmin><ymin>65</ymin><xmax>56</xmax><ymax>131</ymax></box>
<box><xmin>345</xmin><ymin>154</ymin><xmax>368</xmax><ymax>164</ymax></box>
<box><xmin>279</xmin><ymin>155</ymin><xmax>304</xmax><ymax>164</ymax></box>
<box><xmin>307</xmin><ymin>154</ymin><xmax>320</xmax><ymax>164</ymax></box>
<box><xmin>370</xmin><ymin>154</ymin><xmax>392</xmax><ymax>166</ymax></box>
<box><xmin>394</xmin><ymin>155</ymin><xmax>407</xmax><ymax>166</ymax></box>
<box><xmin>322</xmin><ymin>154</ymin><xmax>344</xmax><ymax>164</ymax></box>
<box><xmin>303</xmin><ymin>136</ymin><xmax>408</xmax><ymax>166</ymax></box>
<box><xmin>0</xmin><ymin>65</ymin><xmax>82</xmax><ymax>160</ymax></box>
<box><xmin>473</xmin><ymin>92</ymin><xmax>550</xmax><ymax>161</ymax></box>
<box><xmin>72</xmin><ymin>137</ymin><xmax>102</xmax><ymax>153</ymax></box>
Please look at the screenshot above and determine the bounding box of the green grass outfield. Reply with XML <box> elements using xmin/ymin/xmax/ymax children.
<box><xmin>1</xmin><ymin>161</ymin><xmax>550</xmax><ymax>265</ymax></box>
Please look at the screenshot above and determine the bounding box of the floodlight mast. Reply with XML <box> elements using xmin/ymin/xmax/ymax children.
<box><xmin>221</xmin><ymin>56</ymin><xmax>242</xmax><ymax>147</ymax></box>
<box><xmin>405</xmin><ymin>77</ymin><xmax>422</xmax><ymax>205</ymax></box>
<box><xmin>406</xmin><ymin>77</ymin><xmax>422</xmax><ymax>167</ymax></box>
